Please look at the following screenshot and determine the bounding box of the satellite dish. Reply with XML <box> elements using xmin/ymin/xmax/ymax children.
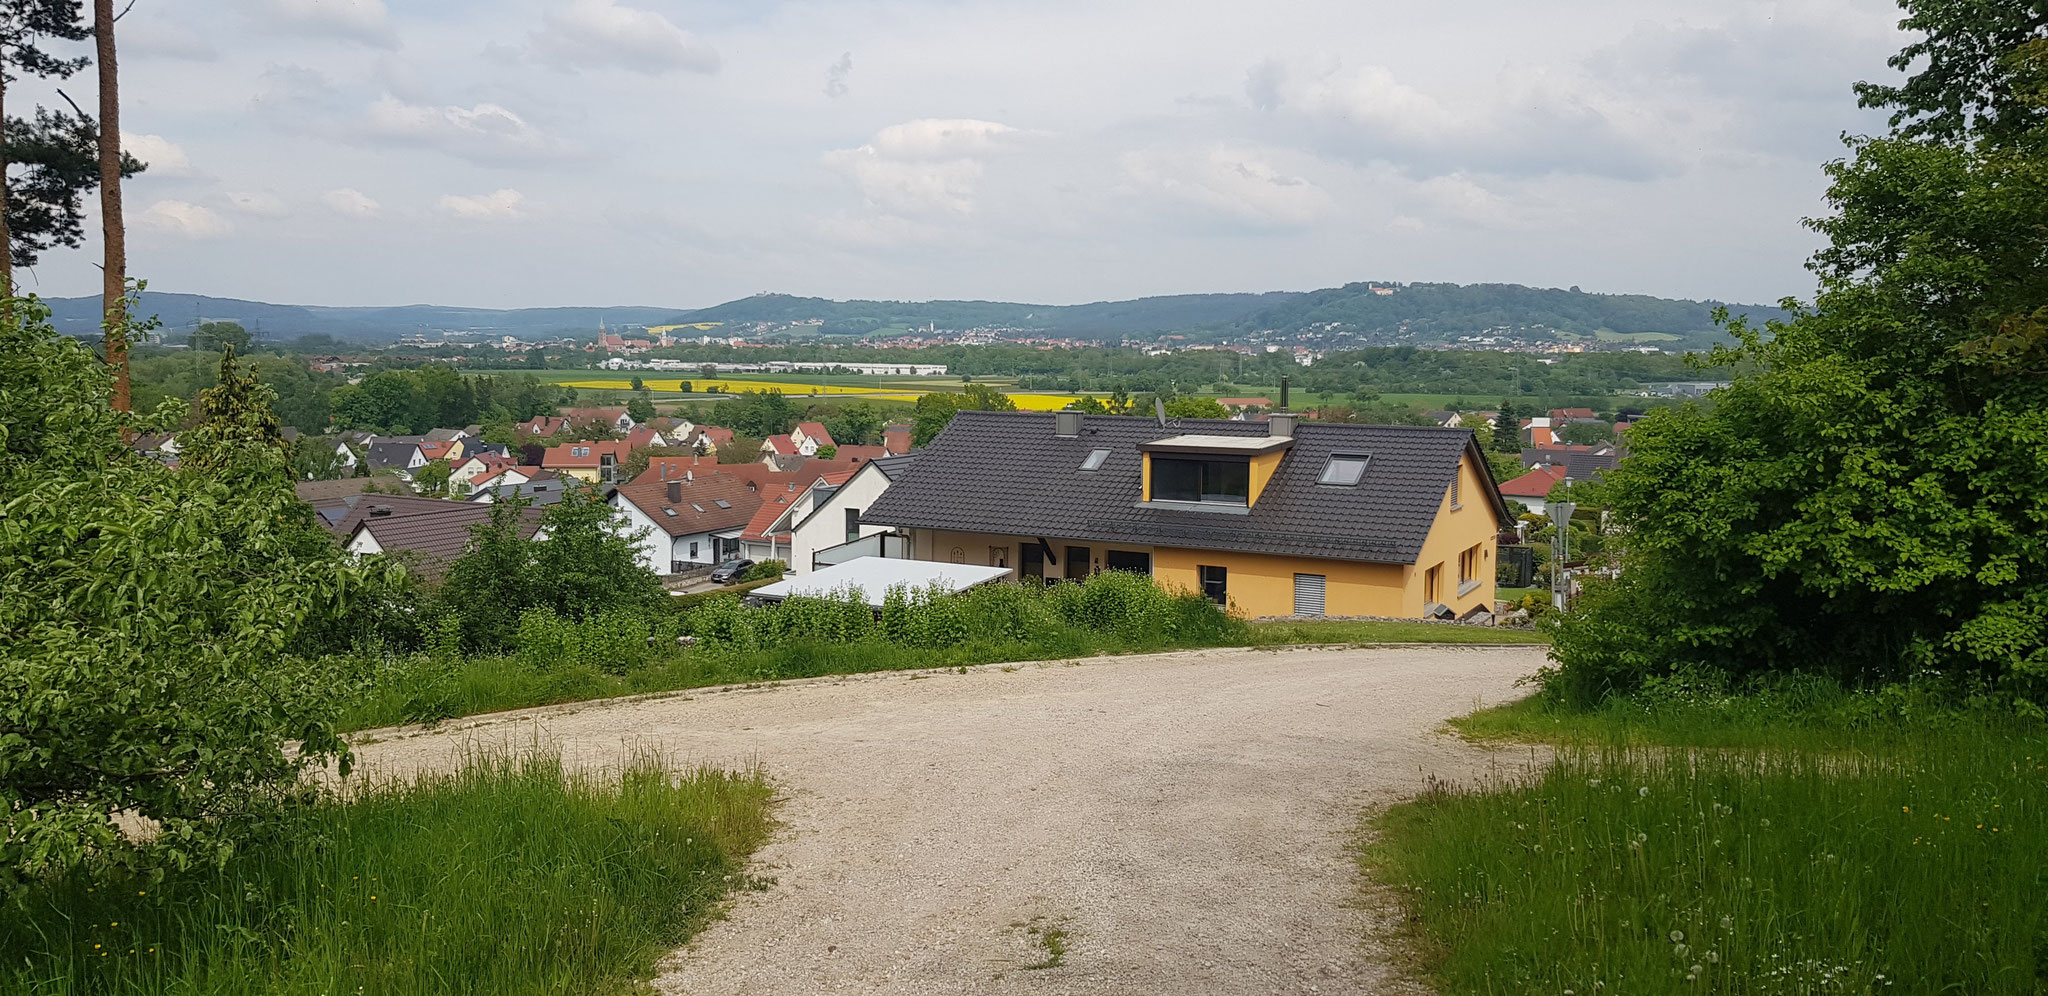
<box><xmin>1155</xmin><ymin>397</ymin><xmax>1168</xmax><ymax>426</ymax></box>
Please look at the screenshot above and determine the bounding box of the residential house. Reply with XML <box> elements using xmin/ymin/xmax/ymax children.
<box><xmin>424</xmin><ymin>427</ymin><xmax>471</xmax><ymax>442</ymax></box>
<box><xmin>786</xmin><ymin>454</ymin><xmax>916</xmax><ymax>572</ymax></box>
<box><xmin>693</xmin><ymin>425</ymin><xmax>734</xmax><ymax>454</ymax></box>
<box><xmin>450</xmin><ymin>453</ymin><xmax>519</xmax><ymax>493</ymax></box>
<box><xmin>1548</xmin><ymin>407</ymin><xmax>1598</xmax><ymax>424</ymax></box>
<box><xmin>860</xmin><ymin>411</ymin><xmax>1512</xmax><ymax>620</ymax></box>
<box><xmin>130</xmin><ymin>432</ymin><xmax>181</xmax><ymax>465</ymax></box>
<box><xmin>516</xmin><ymin>415</ymin><xmax>571</xmax><ymax>438</ymax></box>
<box><xmin>325</xmin><ymin>493</ymin><xmax>460</xmax><ymax>536</ymax></box>
<box><xmin>737</xmin><ymin>489</ymin><xmax>800</xmax><ymax>565</ymax></box>
<box><xmin>609</xmin><ymin>471</ymin><xmax>763</xmax><ymax>574</ymax></box>
<box><xmin>760</xmin><ymin>433</ymin><xmax>800</xmax><ymax>457</ymax></box>
<box><xmin>1216</xmin><ymin>397</ymin><xmax>1272</xmax><ymax>415</ymax></box>
<box><xmin>1422</xmin><ymin>410</ymin><xmax>1462</xmax><ymax>428</ymax></box>
<box><xmin>468</xmin><ymin>469</ymin><xmax>569</xmax><ymax>506</ymax></box>
<box><xmin>365</xmin><ymin>440</ymin><xmax>428</xmax><ymax>479</ymax></box>
<box><xmin>295</xmin><ymin>478</ymin><xmax>419</xmax><ymax>530</ymax></box>
<box><xmin>543</xmin><ymin>440</ymin><xmax>634</xmax><ymax>484</ymax></box>
<box><xmin>416</xmin><ymin>439</ymin><xmax>465</xmax><ymax>462</ymax></box>
<box><xmin>1520</xmin><ymin>417</ymin><xmax>1557</xmax><ymax>447</ymax></box>
<box><xmin>622</xmin><ymin>425</ymin><xmax>671</xmax><ymax>449</ymax></box>
<box><xmin>882</xmin><ymin>425</ymin><xmax>912</xmax><ymax>454</ymax></box>
<box><xmin>791</xmin><ymin>421</ymin><xmax>835</xmax><ymax>454</ymax></box>
<box><xmin>562</xmin><ymin>407</ymin><xmax>637</xmax><ymax>433</ymax></box>
<box><xmin>1497</xmin><ymin>465</ymin><xmax>1568</xmax><ymax>516</ymax></box>
<box><xmin>343</xmin><ymin>501</ymin><xmax>545</xmax><ymax>579</ymax></box>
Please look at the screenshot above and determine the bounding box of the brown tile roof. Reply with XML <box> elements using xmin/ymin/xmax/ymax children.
<box><xmin>349</xmin><ymin>503</ymin><xmax>545</xmax><ymax>578</ymax></box>
<box><xmin>329</xmin><ymin>493</ymin><xmax>469</xmax><ymax>537</ymax></box>
<box><xmin>613</xmin><ymin>472</ymin><xmax>763</xmax><ymax>536</ymax></box>
<box><xmin>740</xmin><ymin>491</ymin><xmax>796</xmax><ymax>541</ymax></box>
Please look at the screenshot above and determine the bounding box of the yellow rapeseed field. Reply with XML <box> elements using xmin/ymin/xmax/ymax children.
<box><xmin>559</xmin><ymin>379</ymin><xmax>1084</xmax><ymax>410</ymax></box>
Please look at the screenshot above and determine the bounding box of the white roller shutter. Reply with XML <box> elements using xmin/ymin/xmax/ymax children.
<box><xmin>1293</xmin><ymin>573</ymin><xmax>1327</xmax><ymax>616</ymax></box>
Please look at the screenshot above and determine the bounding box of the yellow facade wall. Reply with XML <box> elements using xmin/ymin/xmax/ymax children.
<box><xmin>1401</xmin><ymin>449</ymin><xmax>1499</xmax><ymax>618</ymax></box>
<box><xmin>1247</xmin><ymin>450</ymin><xmax>1284</xmax><ymax>506</ymax></box>
<box><xmin>902</xmin><ymin>448</ymin><xmax>1502</xmax><ymax>619</ymax></box>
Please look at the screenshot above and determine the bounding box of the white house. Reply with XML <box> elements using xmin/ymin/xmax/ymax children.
<box><xmin>609</xmin><ymin>471</ymin><xmax>759</xmax><ymax>574</ymax></box>
<box><xmin>786</xmin><ymin>455</ymin><xmax>914</xmax><ymax>573</ymax></box>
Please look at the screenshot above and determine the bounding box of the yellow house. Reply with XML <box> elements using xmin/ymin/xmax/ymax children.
<box><xmin>860</xmin><ymin>410</ymin><xmax>1513</xmax><ymax>619</ymax></box>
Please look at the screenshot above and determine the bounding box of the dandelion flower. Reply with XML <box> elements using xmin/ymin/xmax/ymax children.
<box><xmin>1640</xmin><ymin>787</ymin><xmax>1651</xmax><ymax>798</ymax></box>
<box><xmin>1670</xmin><ymin>930</ymin><xmax>1686</xmax><ymax>943</ymax></box>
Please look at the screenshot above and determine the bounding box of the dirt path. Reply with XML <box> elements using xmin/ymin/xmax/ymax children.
<box><xmin>351</xmin><ymin>644</ymin><xmax>1546</xmax><ymax>995</ymax></box>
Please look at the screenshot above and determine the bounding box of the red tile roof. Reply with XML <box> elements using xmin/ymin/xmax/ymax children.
<box><xmin>795</xmin><ymin>421</ymin><xmax>834</xmax><ymax>448</ymax></box>
<box><xmin>763</xmin><ymin>433</ymin><xmax>796</xmax><ymax>454</ymax></box>
<box><xmin>1499</xmin><ymin>465</ymin><xmax>1567</xmax><ymax>498</ymax></box>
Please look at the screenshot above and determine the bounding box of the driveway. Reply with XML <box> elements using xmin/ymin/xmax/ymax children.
<box><xmin>351</xmin><ymin>644</ymin><xmax>1546</xmax><ymax>995</ymax></box>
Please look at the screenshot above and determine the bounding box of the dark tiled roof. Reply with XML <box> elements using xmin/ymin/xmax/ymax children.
<box><xmin>328</xmin><ymin>493</ymin><xmax>463</xmax><ymax>536</ymax></box>
<box><xmin>862</xmin><ymin>411</ymin><xmax>1507</xmax><ymax>565</ymax></box>
<box><xmin>365</xmin><ymin>440</ymin><xmax>421</xmax><ymax>471</ymax></box>
<box><xmin>872</xmin><ymin>454</ymin><xmax>916</xmax><ymax>481</ymax></box>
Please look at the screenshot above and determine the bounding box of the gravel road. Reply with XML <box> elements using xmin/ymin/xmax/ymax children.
<box><xmin>350</xmin><ymin>644</ymin><xmax>1547</xmax><ymax>995</ymax></box>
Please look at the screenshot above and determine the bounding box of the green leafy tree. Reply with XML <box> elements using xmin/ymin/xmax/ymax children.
<box><xmin>711</xmin><ymin>389</ymin><xmax>800</xmax><ymax>437</ymax></box>
<box><xmin>629</xmin><ymin>375</ymin><xmax>644</xmax><ymax>392</ymax></box>
<box><xmin>823</xmin><ymin>400</ymin><xmax>883</xmax><ymax>445</ymax></box>
<box><xmin>189</xmin><ymin>319</ymin><xmax>251</xmax><ymax>353</ymax></box>
<box><xmin>0</xmin><ymin>301</ymin><xmax>356</xmax><ymax>891</ymax></box>
<box><xmin>626</xmin><ymin>391</ymin><xmax>657</xmax><ymax>425</ymax></box>
<box><xmin>815</xmin><ymin>443</ymin><xmax>837</xmax><ymax>458</ymax></box>
<box><xmin>1559</xmin><ymin>420</ymin><xmax>1615</xmax><ymax>446</ymax></box>
<box><xmin>1163</xmin><ymin>396</ymin><xmax>1229</xmax><ymax>419</ymax></box>
<box><xmin>411</xmin><ymin>459</ymin><xmax>452</xmax><ymax>495</ymax></box>
<box><xmin>1493</xmin><ymin>399</ymin><xmax>1526</xmax><ymax>452</ymax></box>
<box><xmin>716</xmin><ymin>434</ymin><xmax>763</xmax><ymax>464</ymax></box>
<box><xmin>1547</xmin><ymin>17</ymin><xmax>2048</xmax><ymax>704</ymax></box>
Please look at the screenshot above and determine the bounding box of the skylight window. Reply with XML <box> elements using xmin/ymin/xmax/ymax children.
<box><xmin>714</xmin><ymin>498</ymin><xmax>732</xmax><ymax>508</ymax></box>
<box><xmin>1079</xmin><ymin>448</ymin><xmax>1111</xmax><ymax>471</ymax></box>
<box><xmin>662</xmin><ymin>508</ymin><xmax>677</xmax><ymax>516</ymax></box>
<box><xmin>1319</xmin><ymin>454</ymin><xmax>1370</xmax><ymax>486</ymax></box>
<box><xmin>691</xmin><ymin>503</ymin><xmax>705</xmax><ymax>512</ymax></box>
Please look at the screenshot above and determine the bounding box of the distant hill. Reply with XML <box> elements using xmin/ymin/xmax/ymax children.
<box><xmin>37</xmin><ymin>281</ymin><xmax>1788</xmax><ymax>345</ymax></box>
<box><xmin>39</xmin><ymin>292</ymin><xmax>680</xmax><ymax>342</ymax></box>
<box><xmin>1232</xmin><ymin>282</ymin><xmax>1785</xmax><ymax>343</ymax></box>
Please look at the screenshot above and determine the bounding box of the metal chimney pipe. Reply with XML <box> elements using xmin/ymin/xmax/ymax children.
<box><xmin>1280</xmin><ymin>375</ymin><xmax>1290</xmax><ymax>412</ymax></box>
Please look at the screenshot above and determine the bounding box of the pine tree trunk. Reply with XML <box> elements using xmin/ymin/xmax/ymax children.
<box><xmin>95</xmin><ymin>0</ymin><xmax>126</xmax><ymax>411</ymax></box>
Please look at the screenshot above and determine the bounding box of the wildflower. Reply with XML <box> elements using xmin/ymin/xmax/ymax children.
<box><xmin>1719</xmin><ymin>916</ymin><xmax>1733</xmax><ymax>931</ymax></box>
<box><xmin>1670</xmin><ymin>930</ymin><xmax>1685</xmax><ymax>943</ymax></box>
<box><xmin>1639</xmin><ymin>787</ymin><xmax>1651</xmax><ymax>798</ymax></box>
<box><xmin>1707</xmin><ymin>950</ymin><xmax>1720</xmax><ymax>964</ymax></box>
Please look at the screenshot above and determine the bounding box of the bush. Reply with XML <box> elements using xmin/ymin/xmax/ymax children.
<box><xmin>742</xmin><ymin>559</ymin><xmax>788</xmax><ymax>582</ymax></box>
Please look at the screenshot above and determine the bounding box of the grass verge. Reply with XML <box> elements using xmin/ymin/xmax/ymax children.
<box><xmin>340</xmin><ymin>601</ymin><xmax>1545</xmax><ymax>732</ymax></box>
<box><xmin>1375</xmin><ymin>682</ymin><xmax>2048</xmax><ymax>995</ymax></box>
<box><xmin>1</xmin><ymin>752</ymin><xmax>773</xmax><ymax>995</ymax></box>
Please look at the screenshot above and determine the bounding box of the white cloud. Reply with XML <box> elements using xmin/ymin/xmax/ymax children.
<box><xmin>1245</xmin><ymin>57</ymin><xmax>1678</xmax><ymax>181</ymax></box>
<box><xmin>137</xmin><ymin>200</ymin><xmax>231</xmax><ymax>239</ymax></box>
<box><xmin>256</xmin><ymin>0</ymin><xmax>397</xmax><ymax>48</ymax></box>
<box><xmin>226</xmin><ymin>191</ymin><xmax>287</xmax><ymax>216</ymax></box>
<box><xmin>530</xmin><ymin>0</ymin><xmax>719</xmax><ymax>75</ymax></box>
<box><xmin>437</xmin><ymin>188</ymin><xmax>526</xmax><ymax>221</ymax></box>
<box><xmin>823</xmin><ymin>119</ymin><xmax>1018</xmax><ymax>216</ymax></box>
<box><xmin>321</xmin><ymin>187</ymin><xmax>381</xmax><ymax>217</ymax></box>
<box><xmin>870</xmin><ymin>119</ymin><xmax>1016</xmax><ymax>159</ymax></box>
<box><xmin>1387</xmin><ymin>215</ymin><xmax>1427</xmax><ymax>233</ymax></box>
<box><xmin>1120</xmin><ymin>146</ymin><xmax>1333</xmax><ymax>230</ymax></box>
<box><xmin>362</xmin><ymin>96</ymin><xmax>566</xmax><ymax>164</ymax></box>
<box><xmin>123</xmin><ymin>133</ymin><xmax>192</xmax><ymax>176</ymax></box>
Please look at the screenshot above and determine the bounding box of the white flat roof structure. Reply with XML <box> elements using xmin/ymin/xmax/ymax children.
<box><xmin>750</xmin><ymin>557</ymin><xmax>1011</xmax><ymax>607</ymax></box>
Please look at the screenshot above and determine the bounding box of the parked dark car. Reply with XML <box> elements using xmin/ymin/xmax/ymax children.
<box><xmin>710</xmin><ymin>559</ymin><xmax>755</xmax><ymax>584</ymax></box>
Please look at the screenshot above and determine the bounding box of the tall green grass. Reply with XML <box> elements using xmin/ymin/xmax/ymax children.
<box><xmin>1374</xmin><ymin>720</ymin><xmax>2048</xmax><ymax>994</ymax></box>
<box><xmin>0</xmin><ymin>752</ymin><xmax>773</xmax><ymax>995</ymax></box>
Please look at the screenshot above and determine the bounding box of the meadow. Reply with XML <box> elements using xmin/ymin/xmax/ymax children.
<box><xmin>1371</xmin><ymin>688</ymin><xmax>2048</xmax><ymax>995</ymax></box>
<box><xmin>463</xmin><ymin>369</ymin><xmax>1089</xmax><ymax>409</ymax></box>
<box><xmin>0</xmin><ymin>752</ymin><xmax>773</xmax><ymax>995</ymax></box>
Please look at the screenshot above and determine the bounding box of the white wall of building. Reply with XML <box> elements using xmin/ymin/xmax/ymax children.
<box><xmin>790</xmin><ymin>467</ymin><xmax>896</xmax><ymax>573</ymax></box>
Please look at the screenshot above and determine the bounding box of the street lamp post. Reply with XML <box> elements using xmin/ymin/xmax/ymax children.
<box><xmin>1550</xmin><ymin>501</ymin><xmax>1577</xmax><ymax>611</ymax></box>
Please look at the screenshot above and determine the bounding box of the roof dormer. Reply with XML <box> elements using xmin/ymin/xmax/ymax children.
<box><xmin>1137</xmin><ymin>433</ymin><xmax>1294</xmax><ymax>510</ymax></box>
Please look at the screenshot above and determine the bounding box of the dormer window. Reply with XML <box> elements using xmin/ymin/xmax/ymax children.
<box><xmin>1318</xmin><ymin>454</ymin><xmax>1370</xmax><ymax>486</ymax></box>
<box><xmin>1152</xmin><ymin>457</ymin><xmax>1249</xmax><ymax>505</ymax></box>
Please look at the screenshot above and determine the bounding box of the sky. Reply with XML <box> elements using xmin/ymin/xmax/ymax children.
<box><xmin>20</xmin><ymin>0</ymin><xmax>1912</xmax><ymax>309</ymax></box>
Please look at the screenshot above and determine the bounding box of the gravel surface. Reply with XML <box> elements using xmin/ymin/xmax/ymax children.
<box><xmin>350</xmin><ymin>644</ymin><xmax>1546</xmax><ymax>994</ymax></box>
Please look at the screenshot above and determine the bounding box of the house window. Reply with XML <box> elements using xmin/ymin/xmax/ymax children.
<box><xmin>1450</xmin><ymin>473</ymin><xmax>1462</xmax><ymax>509</ymax></box>
<box><xmin>845</xmin><ymin>508</ymin><xmax>861</xmax><ymax>542</ymax></box>
<box><xmin>1104</xmin><ymin>550</ymin><xmax>1150</xmax><ymax>574</ymax></box>
<box><xmin>572</xmin><ymin>446</ymin><xmax>589</xmax><ymax>457</ymax></box>
<box><xmin>1318</xmin><ymin>454</ymin><xmax>1370</xmax><ymax>486</ymax></box>
<box><xmin>1198</xmin><ymin>565</ymin><xmax>1227</xmax><ymax>604</ymax></box>
<box><xmin>689</xmin><ymin>541</ymin><xmax>699</xmax><ymax>559</ymax></box>
<box><xmin>1080</xmin><ymin>448</ymin><xmax>1110</xmax><ymax>472</ymax></box>
<box><xmin>1459</xmin><ymin>544</ymin><xmax>1481</xmax><ymax>584</ymax></box>
<box><xmin>600</xmin><ymin>453</ymin><xmax>617</xmax><ymax>483</ymax></box>
<box><xmin>1065</xmin><ymin>545</ymin><xmax>1090</xmax><ymax>580</ymax></box>
<box><xmin>1020</xmin><ymin>543</ymin><xmax>1045</xmax><ymax>579</ymax></box>
<box><xmin>1151</xmin><ymin>457</ymin><xmax>1249</xmax><ymax>504</ymax></box>
<box><xmin>989</xmin><ymin>546</ymin><xmax>1009</xmax><ymax>568</ymax></box>
<box><xmin>1424</xmin><ymin>563</ymin><xmax>1443</xmax><ymax>603</ymax></box>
